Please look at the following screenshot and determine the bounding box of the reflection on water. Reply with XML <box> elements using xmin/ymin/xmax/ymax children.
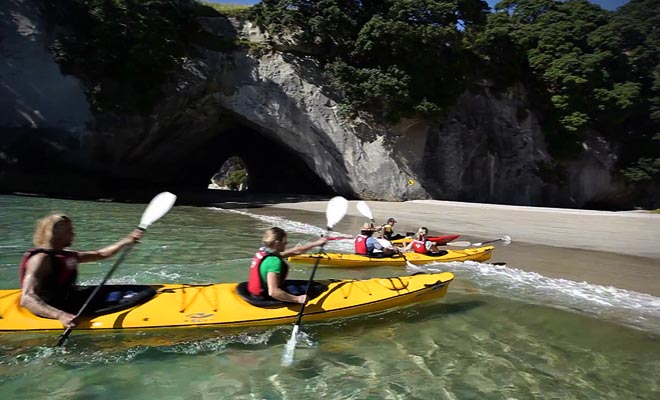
<box><xmin>1</xmin><ymin>195</ymin><xmax>659</xmax><ymax>399</ymax></box>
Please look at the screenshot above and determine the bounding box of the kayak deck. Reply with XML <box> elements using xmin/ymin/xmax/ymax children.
<box><xmin>288</xmin><ymin>246</ymin><xmax>494</xmax><ymax>267</ymax></box>
<box><xmin>0</xmin><ymin>272</ymin><xmax>454</xmax><ymax>332</ymax></box>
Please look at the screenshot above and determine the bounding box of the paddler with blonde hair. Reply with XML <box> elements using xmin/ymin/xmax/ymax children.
<box><xmin>247</xmin><ymin>227</ymin><xmax>326</xmax><ymax>303</ymax></box>
<box><xmin>19</xmin><ymin>214</ymin><xmax>143</xmax><ymax>328</ymax></box>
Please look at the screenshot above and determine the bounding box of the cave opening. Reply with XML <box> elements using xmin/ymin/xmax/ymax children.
<box><xmin>209</xmin><ymin>156</ymin><xmax>248</xmax><ymax>191</ymax></box>
<box><xmin>195</xmin><ymin>123</ymin><xmax>334</xmax><ymax>196</ymax></box>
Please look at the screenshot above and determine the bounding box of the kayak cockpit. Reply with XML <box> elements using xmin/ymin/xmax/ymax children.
<box><xmin>235</xmin><ymin>280</ymin><xmax>327</xmax><ymax>308</ymax></box>
<box><xmin>75</xmin><ymin>284</ymin><xmax>157</xmax><ymax>316</ymax></box>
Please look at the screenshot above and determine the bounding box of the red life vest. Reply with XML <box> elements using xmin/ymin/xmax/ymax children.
<box><xmin>19</xmin><ymin>248</ymin><xmax>78</xmax><ymax>290</ymax></box>
<box><xmin>247</xmin><ymin>248</ymin><xmax>288</xmax><ymax>298</ymax></box>
<box><xmin>412</xmin><ymin>240</ymin><xmax>428</xmax><ymax>254</ymax></box>
<box><xmin>354</xmin><ymin>234</ymin><xmax>369</xmax><ymax>255</ymax></box>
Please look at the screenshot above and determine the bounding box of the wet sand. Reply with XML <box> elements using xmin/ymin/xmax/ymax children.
<box><xmin>268</xmin><ymin>200</ymin><xmax>660</xmax><ymax>297</ymax></box>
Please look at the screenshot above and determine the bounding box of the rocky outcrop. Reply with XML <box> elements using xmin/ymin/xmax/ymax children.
<box><xmin>0</xmin><ymin>2</ymin><xmax>641</xmax><ymax>208</ymax></box>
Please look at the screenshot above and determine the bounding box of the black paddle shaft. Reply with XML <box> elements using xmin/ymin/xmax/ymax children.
<box><xmin>56</xmin><ymin>241</ymin><xmax>137</xmax><ymax>347</ymax></box>
<box><xmin>477</xmin><ymin>238</ymin><xmax>504</xmax><ymax>245</ymax></box>
<box><xmin>292</xmin><ymin>230</ymin><xmax>330</xmax><ymax>327</ymax></box>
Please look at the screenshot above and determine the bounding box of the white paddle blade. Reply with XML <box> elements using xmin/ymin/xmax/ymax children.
<box><xmin>445</xmin><ymin>241</ymin><xmax>471</xmax><ymax>247</ymax></box>
<box><xmin>356</xmin><ymin>201</ymin><xmax>373</xmax><ymax>220</ymax></box>
<box><xmin>406</xmin><ymin>260</ymin><xmax>424</xmax><ymax>271</ymax></box>
<box><xmin>473</xmin><ymin>235</ymin><xmax>511</xmax><ymax>246</ymax></box>
<box><xmin>326</xmin><ymin>196</ymin><xmax>348</xmax><ymax>229</ymax></box>
<box><xmin>139</xmin><ymin>192</ymin><xmax>177</xmax><ymax>229</ymax></box>
<box><xmin>281</xmin><ymin>325</ymin><xmax>300</xmax><ymax>366</ymax></box>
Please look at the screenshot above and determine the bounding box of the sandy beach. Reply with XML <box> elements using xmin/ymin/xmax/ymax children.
<box><xmin>270</xmin><ymin>199</ymin><xmax>660</xmax><ymax>296</ymax></box>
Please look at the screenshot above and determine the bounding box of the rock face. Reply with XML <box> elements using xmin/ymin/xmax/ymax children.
<box><xmin>0</xmin><ymin>3</ymin><xmax>641</xmax><ymax>208</ymax></box>
<box><xmin>0</xmin><ymin>1</ymin><xmax>91</xmax><ymax>132</ymax></box>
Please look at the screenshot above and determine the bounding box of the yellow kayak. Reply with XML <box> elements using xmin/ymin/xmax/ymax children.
<box><xmin>0</xmin><ymin>272</ymin><xmax>454</xmax><ymax>332</ymax></box>
<box><xmin>288</xmin><ymin>246</ymin><xmax>494</xmax><ymax>267</ymax></box>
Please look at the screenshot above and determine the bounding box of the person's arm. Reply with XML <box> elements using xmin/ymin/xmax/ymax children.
<box><xmin>281</xmin><ymin>237</ymin><xmax>327</xmax><ymax>257</ymax></box>
<box><xmin>77</xmin><ymin>229</ymin><xmax>143</xmax><ymax>263</ymax></box>
<box><xmin>266</xmin><ymin>272</ymin><xmax>306</xmax><ymax>303</ymax></box>
<box><xmin>427</xmin><ymin>241</ymin><xmax>440</xmax><ymax>252</ymax></box>
<box><xmin>20</xmin><ymin>254</ymin><xmax>77</xmax><ymax>327</ymax></box>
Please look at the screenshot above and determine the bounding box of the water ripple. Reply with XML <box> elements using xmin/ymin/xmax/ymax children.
<box><xmin>422</xmin><ymin>261</ymin><xmax>660</xmax><ymax>334</ymax></box>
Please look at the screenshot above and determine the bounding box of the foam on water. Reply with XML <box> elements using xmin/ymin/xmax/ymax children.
<box><xmin>421</xmin><ymin>261</ymin><xmax>660</xmax><ymax>334</ymax></box>
<box><xmin>157</xmin><ymin>331</ymin><xmax>272</xmax><ymax>355</ymax></box>
<box><xmin>0</xmin><ymin>328</ymin><xmax>285</xmax><ymax>367</ymax></box>
<box><xmin>212</xmin><ymin>207</ymin><xmax>355</xmax><ymax>252</ymax></box>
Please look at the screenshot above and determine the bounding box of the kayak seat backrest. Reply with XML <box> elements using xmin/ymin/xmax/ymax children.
<box><xmin>235</xmin><ymin>280</ymin><xmax>328</xmax><ymax>308</ymax></box>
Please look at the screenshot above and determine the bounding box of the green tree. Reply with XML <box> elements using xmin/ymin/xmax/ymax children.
<box><xmin>492</xmin><ymin>0</ymin><xmax>612</xmax><ymax>133</ymax></box>
<box><xmin>589</xmin><ymin>0</ymin><xmax>660</xmax><ymax>182</ymax></box>
<box><xmin>251</xmin><ymin>0</ymin><xmax>490</xmax><ymax>121</ymax></box>
<box><xmin>225</xmin><ymin>169</ymin><xmax>248</xmax><ymax>190</ymax></box>
<box><xmin>45</xmin><ymin>0</ymin><xmax>205</xmax><ymax>113</ymax></box>
<box><xmin>480</xmin><ymin>0</ymin><xmax>659</xmax><ymax>177</ymax></box>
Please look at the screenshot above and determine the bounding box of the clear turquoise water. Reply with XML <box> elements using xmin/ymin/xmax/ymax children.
<box><xmin>1</xmin><ymin>195</ymin><xmax>659</xmax><ymax>399</ymax></box>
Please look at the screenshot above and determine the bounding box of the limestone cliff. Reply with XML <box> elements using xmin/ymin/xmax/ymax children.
<box><xmin>0</xmin><ymin>1</ymin><xmax>642</xmax><ymax>208</ymax></box>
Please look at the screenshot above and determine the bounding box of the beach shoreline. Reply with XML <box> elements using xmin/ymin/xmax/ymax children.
<box><xmin>267</xmin><ymin>199</ymin><xmax>660</xmax><ymax>296</ymax></box>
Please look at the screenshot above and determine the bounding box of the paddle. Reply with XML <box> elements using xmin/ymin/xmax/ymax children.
<box><xmin>281</xmin><ymin>196</ymin><xmax>348</xmax><ymax>367</ymax></box>
<box><xmin>473</xmin><ymin>236</ymin><xmax>511</xmax><ymax>246</ymax></box>
<box><xmin>355</xmin><ymin>201</ymin><xmax>419</xmax><ymax>269</ymax></box>
<box><xmin>445</xmin><ymin>236</ymin><xmax>512</xmax><ymax>247</ymax></box>
<box><xmin>356</xmin><ymin>201</ymin><xmax>376</xmax><ymax>225</ymax></box>
<box><xmin>445</xmin><ymin>241</ymin><xmax>472</xmax><ymax>247</ymax></box>
<box><xmin>56</xmin><ymin>191</ymin><xmax>177</xmax><ymax>347</ymax></box>
<box><xmin>327</xmin><ymin>236</ymin><xmax>353</xmax><ymax>241</ymax></box>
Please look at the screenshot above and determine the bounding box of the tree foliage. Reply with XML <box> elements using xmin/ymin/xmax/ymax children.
<box><xmin>250</xmin><ymin>0</ymin><xmax>490</xmax><ymax>121</ymax></box>
<box><xmin>489</xmin><ymin>0</ymin><xmax>658</xmax><ymax>181</ymax></box>
<box><xmin>44</xmin><ymin>0</ymin><xmax>205</xmax><ymax>113</ymax></box>
<box><xmin>250</xmin><ymin>0</ymin><xmax>658</xmax><ymax>182</ymax></box>
<box><xmin>225</xmin><ymin>169</ymin><xmax>248</xmax><ymax>190</ymax></box>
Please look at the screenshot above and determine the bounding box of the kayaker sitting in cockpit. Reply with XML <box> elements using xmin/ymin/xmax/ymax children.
<box><xmin>247</xmin><ymin>227</ymin><xmax>326</xmax><ymax>303</ymax></box>
<box><xmin>355</xmin><ymin>222</ymin><xmax>398</xmax><ymax>258</ymax></box>
<box><xmin>379</xmin><ymin>217</ymin><xmax>406</xmax><ymax>241</ymax></box>
<box><xmin>19</xmin><ymin>214</ymin><xmax>143</xmax><ymax>328</ymax></box>
<box><xmin>403</xmin><ymin>227</ymin><xmax>447</xmax><ymax>256</ymax></box>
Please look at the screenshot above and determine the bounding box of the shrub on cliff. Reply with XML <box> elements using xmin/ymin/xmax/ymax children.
<box><xmin>43</xmin><ymin>0</ymin><xmax>208</xmax><ymax>113</ymax></box>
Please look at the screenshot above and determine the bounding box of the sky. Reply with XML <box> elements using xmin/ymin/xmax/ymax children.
<box><xmin>206</xmin><ymin>0</ymin><xmax>629</xmax><ymax>12</ymax></box>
